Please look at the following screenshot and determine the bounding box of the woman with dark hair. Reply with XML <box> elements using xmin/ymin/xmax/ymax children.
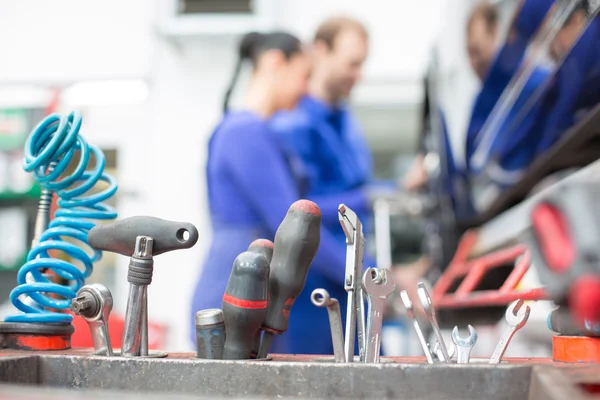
<box><xmin>190</xmin><ymin>31</ymin><xmax>356</xmax><ymax>355</ymax></box>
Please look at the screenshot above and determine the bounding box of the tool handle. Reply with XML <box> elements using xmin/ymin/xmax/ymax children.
<box><xmin>247</xmin><ymin>239</ymin><xmax>274</xmax><ymax>357</ymax></box>
<box><xmin>88</xmin><ymin>216</ymin><xmax>199</xmax><ymax>256</ymax></box>
<box><xmin>222</xmin><ymin>251</ymin><xmax>270</xmax><ymax>360</ymax></box>
<box><xmin>262</xmin><ymin>200</ymin><xmax>321</xmax><ymax>336</ymax></box>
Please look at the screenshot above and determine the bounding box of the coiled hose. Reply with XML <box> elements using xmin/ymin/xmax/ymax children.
<box><xmin>4</xmin><ymin>110</ymin><xmax>118</xmax><ymax>324</ymax></box>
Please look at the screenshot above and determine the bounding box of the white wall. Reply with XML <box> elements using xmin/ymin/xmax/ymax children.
<box><xmin>0</xmin><ymin>0</ymin><xmax>449</xmax><ymax>351</ymax></box>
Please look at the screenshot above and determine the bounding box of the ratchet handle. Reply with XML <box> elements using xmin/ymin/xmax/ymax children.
<box><xmin>263</xmin><ymin>200</ymin><xmax>322</xmax><ymax>334</ymax></box>
<box><xmin>88</xmin><ymin>216</ymin><xmax>199</xmax><ymax>256</ymax></box>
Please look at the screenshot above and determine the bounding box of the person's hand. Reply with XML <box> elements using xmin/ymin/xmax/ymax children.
<box><xmin>401</xmin><ymin>153</ymin><xmax>428</xmax><ymax>192</ymax></box>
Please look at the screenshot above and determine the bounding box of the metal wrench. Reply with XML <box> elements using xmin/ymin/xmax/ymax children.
<box><xmin>489</xmin><ymin>299</ymin><xmax>530</xmax><ymax>364</ymax></box>
<box><xmin>399</xmin><ymin>290</ymin><xmax>434</xmax><ymax>364</ymax></box>
<box><xmin>451</xmin><ymin>325</ymin><xmax>478</xmax><ymax>364</ymax></box>
<box><xmin>417</xmin><ymin>282</ymin><xmax>451</xmax><ymax>363</ymax></box>
<box><xmin>311</xmin><ymin>288</ymin><xmax>346</xmax><ymax>363</ymax></box>
<box><xmin>432</xmin><ymin>341</ymin><xmax>455</xmax><ymax>363</ymax></box>
<box><xmin>338</xmin><ymin>204</ymin><xmax>367</xmax><ymax>363</ymax></box>
<box><xmin>70</xmin><ymin>283</ymin><xmax>114</xmax><ymax>356</ymax></box>
<box><xmin>362</xmin><ymin>268</ymin><xmax>396</xmax><ymax>363</ymax></box>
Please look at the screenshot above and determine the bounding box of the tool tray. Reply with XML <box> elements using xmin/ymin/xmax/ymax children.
<box><xmin>0</xmin><ymin>349</ymin><xmax>597</xmax><ymax>399</ymax></box>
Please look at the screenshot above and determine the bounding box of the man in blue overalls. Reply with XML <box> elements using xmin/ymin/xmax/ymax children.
<box><xmin>270</xmin><ymin>16</ymin><xmax>376</xmax><ymax>355</ymax></box>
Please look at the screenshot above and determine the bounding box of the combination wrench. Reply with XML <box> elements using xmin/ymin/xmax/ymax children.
<box><xmin>417</xmin><ymin>282</ymin><xmax>451</xmax><ymax>363</ymax></box>
<box><xmin>362</xmin><ymin>267</ymin><xmax>395</xmax><ymax>363</ymax></box>
<box><xmin>451</xmin><ymin>325</ymin><xmax>478</xmax><ymax>364</ymax></box>
<box><xmin>399</xmin><ymin>290</ymin><xmax>434</xmax><ymax>364</ymax></box>
<box><xmin>338</xmin><ymin>204</ymin><xmax>367</xmax><ymax>362</ymax></box>
<box><xmin>311</xmin><ymin>288</ymin><xmax>346</xmax><ymax>363</ymax></box>
<box><xmin>489</xmin><ymin>299</ymin><xmax>530</xmax><ymax>364</ymax></box>
<box><xmin>70</xmin><ymin>283</ymin><xmax>114</xmax><ymax>356</ymax></box>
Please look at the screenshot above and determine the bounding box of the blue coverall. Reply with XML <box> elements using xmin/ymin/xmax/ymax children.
<box><xmin>190</xmin><ymin>110</ymin><xmax>365</xmax><ymax>355</ymax></box>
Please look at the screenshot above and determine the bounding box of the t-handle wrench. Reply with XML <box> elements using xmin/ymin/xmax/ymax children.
<box><xmin>489</xmin><ymin>299</ymin><xmax>530</xmax><ymax>364</ymax></box>
<box><xmin>417</xmin><ymin>282</ymin><xmax>451</xmax><ymax>363</ymax></box>
<box><xmin>451</xmin><ymin>325</ymin><xmax>477</xmax><ymax>364</ymax></box>
<box><xmin>362</xmin><ymin>268</ymin><xmax>396</xmax><ymax>363</ymax></box>
<box><xmin>311</xmin><ymin>288</ymin><xmax>345</xmax><ymax>363</ymax></box>
<box><xmin>399</xmin><ymin>290</ymin><xmax>434</xmax><ymax>364</ymax></box>
<box><xmin>70</xmin><ymin>283</ymin><xmax>114</xmax><ymax>356</ymax></box>
<box><xmin>338</xmin><ymin>204</ymin><xmax>367</xmax><ymax>363</ymax></box>
<box><xmin>89</xmin><ymin>216</ymin><xmax>199</xmax><ymax>357</ymax></box>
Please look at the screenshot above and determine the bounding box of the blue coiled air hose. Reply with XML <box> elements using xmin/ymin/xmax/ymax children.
<box><xmin>4</xmin><ymin>110</ymin><xmax>118</xmax><ymax>324</ymax></box>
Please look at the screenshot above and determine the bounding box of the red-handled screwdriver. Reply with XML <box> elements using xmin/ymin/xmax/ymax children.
<box><xmin>257</xmin><ymin>200</ymin><xmax>322</xmax><ymax>358</ymax></box>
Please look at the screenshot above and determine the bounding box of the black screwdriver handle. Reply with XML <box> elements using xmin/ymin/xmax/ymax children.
<box><xmin>88</xmin><ymin>216</ymin><xmax>199</xmax><ymax>256</ymax></box>
<box><xmin>247</xmin><ymin>239</ymin><xmax>274</xmax><ymax>356</ymax></box>
<box><xmin>263</xmin><ymin>200</ymin><xmax>321</xmax><ymax>334</ymax></box>
<box><xmin>222</xmin><ymin>251</ymin><xmax>270</xmax><ymax>360</ymax></box>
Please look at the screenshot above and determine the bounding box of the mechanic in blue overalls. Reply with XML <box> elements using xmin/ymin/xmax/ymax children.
<box><xmin>190</xmin><ymin>31</ymin><xmax>357</xmax><ymax>355</ymax></box>
<box><xmin>468</xmin><ymin>0</ymin><xmax>598</xmax><ymax>195</ymax></box>
<box><xmin>269</xmin><ymin>16</ymin><xmax>378</xmax><ymax>355</ymax></box>
<box><xmin>465</xmin><ymin>0</ymin><xmax>555</xmax><ymax>203</ymax></box>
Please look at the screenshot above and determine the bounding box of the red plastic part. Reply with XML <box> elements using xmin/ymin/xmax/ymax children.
<box><xmin>569</xmin><ymin>275</ymin><xmax>600</xmax><ymax>325</ymax></box>
<box><xmin>531</xmin><ymin>203</ymin><xmax>575</xmax><ymax>273</ymax></box>
<box><xmin>432</xmin><ymin>230</ymin><xmax>548</xmax><ymax>308</ymax></box>
<box><xmin>1</xmin><ymin>334</ymin><xmax>71</xmax><ymax>351</ymax></box>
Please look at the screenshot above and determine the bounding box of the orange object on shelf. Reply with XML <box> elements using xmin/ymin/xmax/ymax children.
<box><xmin>553</xmin><ymin>335</ymin><xmax>600</xmax><ymax>363</ymax></box>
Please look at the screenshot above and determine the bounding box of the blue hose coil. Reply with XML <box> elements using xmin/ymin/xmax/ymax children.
<box><xmin>5</xmin><ymin>110</ymin><xmax>118</xmax><ymax>324</ymax></box>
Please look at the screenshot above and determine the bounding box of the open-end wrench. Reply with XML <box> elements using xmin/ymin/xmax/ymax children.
<box><xmin>417</xmin><ymin>282</ymin><xmax>451</xmax><ymax>363</ymax></box>
<box><xmin>70</xmin><ymin>284</ymin><xmax>114</xmax><ymax>356</ymax></box>
<box><xmin>451</xmin><ymin>325</ymin><xmax>477</xmax><ymax>364</ymax></box>
<box><xmin>399</xmin><ymin>290</ymin><xmax>434</xmax><ymax>364</ymax></box>
<box><xmin>362</xmin><ymin>268</ymin><xmax>396</xmax><ymax>363</ymax></box>
<box><xmin>432</xmin><ymin>341</ymin><xmax>455</xmax><ymax>363</ymax></box>
<box><xmin>338</xmin><ymin>204</ymin><xmax>367</xmax><ymax>362</ymax></box>
<box><xmin>311</xmin><ymin>288</ymin><xmax>346</xmax><ymax>363</ymax></box>
<box><xmin>489</xmin><ymin>299</ymin><xmax>530</xmax><ymax>364</ymax></box>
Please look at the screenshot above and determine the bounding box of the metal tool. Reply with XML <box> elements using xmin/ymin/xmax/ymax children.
<box><xmin>338</xmin><ymin>204</ymin><xmax>367</xmax><ymax>363</ymax></box>
<box><xmin>362</xmin><ymin>268</ymin><xmax>395</xmax><ymax>363</ymax></box>
<box><xmin>70</xmin><ymin>283</ymin><xmax>114</xmax><ymax>356</ymax></box>
<box><xmin>432</xmin><ymin>341</ymin><xmax>455</xmax><ymax>363</ymax></box>
<box><xmin>195</xmin><ymin>309</ymin><xmax>226</xmax><ymax>360</ymax></box>
<box><xmin>489</xmin><ymin>299</ymin><xmax>530</xmax><ymax>364</ymax></box>
<box><xmin>257</xmin><ymin>200</ymin><xmax>321</xmax><ymax>359</ymax></box>
<box><xmin>247</xmin><ymin>239</ymin><xmax>274</xmax><ymax>357</ymax></box>
<box><xmin>88</xmin><ymin>216</ymin><xmax>199</xmax><ymax>357</ymax></box>
<box><xmin>311</xmin><ymin>288</ymin><xmax>345</xmax><ymax>363</ymax></box>
<box><xmin>222</xmin><ymin>251</ymin><xmax>270</xmax><ymax>360</ymax></box>
<box><xmin>399</xmin><ymin>290</ymin><xmax>434</xmax><ymax>364</ymax></box>
<box><xmin>417</xmin><ymin>282</ymin><xmax>451</xmax><ymax>363</ymax></box>
<box><xmin>451</xmin><ymin>325</ymin><xmax>477</xmax><ymax>364</ymax></box>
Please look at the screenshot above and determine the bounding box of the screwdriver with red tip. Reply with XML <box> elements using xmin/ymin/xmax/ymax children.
<box><xmin>257</xmin><ymin>200</ymin><xmax>322</xmax><ymax>358</ymax></box>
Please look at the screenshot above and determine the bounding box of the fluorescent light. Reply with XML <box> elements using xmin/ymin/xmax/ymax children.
<box><xmin>62</xmin><ymin>79</ymin><xmax>149</xmax><ymax>107</ymax></box>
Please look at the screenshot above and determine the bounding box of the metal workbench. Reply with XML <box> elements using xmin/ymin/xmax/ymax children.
<box><xmin>0</xmin><ymin>349</ymin><xmax>598</xmax><ymax>399</ymax></box>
